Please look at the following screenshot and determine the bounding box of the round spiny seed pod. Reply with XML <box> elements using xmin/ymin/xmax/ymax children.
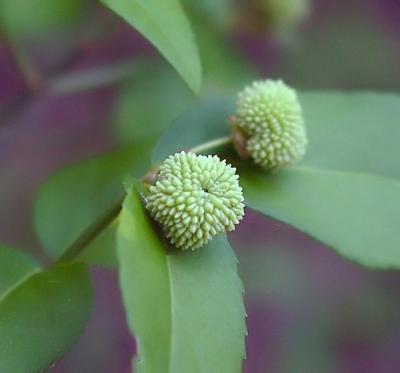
<box><xmin>145</xmin><ymin>152</ymin><xmax>245</xmax><ymax>251</ymax></box>
<box><xmin>235</xmin><ymin>79</ymin><xmax>307</xmax><ymax>169</ymax></box>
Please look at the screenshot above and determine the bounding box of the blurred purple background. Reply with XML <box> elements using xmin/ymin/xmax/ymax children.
<box><xmin>1</xmin><ymin>0</ymin><xmax>400</xmax><ymax>372</ymax></box>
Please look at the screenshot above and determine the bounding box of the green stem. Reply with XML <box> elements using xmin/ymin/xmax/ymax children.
<box><xmin>56</xmin><ymin>135</ymin><xmax>233</xmax><ymax>264</ymax></box>
<box><xmin>188</xmin><ymin>136</ymin><xmax>231</xmax><ymax>154</ymax></box>
<box><xmin>56</xmin><ymin>196</ymin><xmax>124</xmax><ymax>264</ymax></box>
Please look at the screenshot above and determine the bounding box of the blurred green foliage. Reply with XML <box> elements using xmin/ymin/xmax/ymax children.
<box><xmin>183</xmin><ymin>0</ymin><xmax>235</xmax><ymax>30</ymax></box>
<box><xmin>258</xmin><ymin>0</ymin><xmax>310</xmax><ymax>31</ymax></box>
<box><xmin>0</xmin><ymin>0</ymin><xmax>88</xmax><ymax>39</ymax></box>
<box><xmin>35</xmin><ymin>145</ymin><xmax>149</xmax><ymax>260</ymax></box>
<box><xmin>281</xmin><ymin>12</ymin><xmax>400</xmax><ymax>89</ymax></box>
<box><xmin>115</xmin><ymin>63</ymin><xmax>195</xmax><ymax>145</ymax></box>
<box><xmin>114</xmin><ymin>18</ymin><xmax>255</xmax><ymax>144</ymax></box>
<box><xmin>0</xmin><ymin>263</ymin><xmax>92</xmax><ymax>373</ymax></box>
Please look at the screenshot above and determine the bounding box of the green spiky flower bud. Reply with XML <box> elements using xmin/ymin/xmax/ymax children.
<box><xmin>235</xmin><ymin>79</ymin><xmax>307</xmax><ymax>169</ymax></box>
<box><xmin>146</xmin><ymin>152</ymin><xmax>245</xmax><ymax>251</ymax></box>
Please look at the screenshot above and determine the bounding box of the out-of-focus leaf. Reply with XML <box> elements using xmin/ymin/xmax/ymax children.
<box><xmin>0</xmin><ymin>244</ymin><xmax>38</xmax><ymax>297</ymax></box>
<box><xmin>115</xmin><ymin>63</ymin><xmax>195</xmax><ymax>144</ymax></box>
<box><xmin>0</xmin><ymin>262</ymin><xmax>93</xmax><ymax>373</ymax></box>
<box><xmin>100</xmin><ymin>0</ymin><xmax>202</xmax><ymax>93</ymax></box>
<box><xmin>191</xmin><ymin>18</ymin><xmax>255</xmax><ymax>94</ymax></box>
<box><xmin>114</xmin><ymin>29</ymin><xmax>254</xmax><ymax>144</ymax></box>
<box><xmin>184</xmin><ymin>0</ymin><xmax>236</xmax><ymax>30</ymax></box>
<box><xmin>258</xmin><ymin>0</ymin><xmax>311</xmax><ymax>31</ymax></box>
<box><xmin>0</xmin><ymin>0</ymin><xmax>87</xmax><ymax>38</ymax></box>
<box><xmin>281</xmin><ymin>15</ymin><xmax>400</xmax><ymax>90</ymax></box>
<box><xmin>153</xmin><ymin>92</ymin><xmax>400</xmax><ymax>268</ymax></box>
<box><xmin>118</xmin><ymin>187</ymin><xmax>246</xmax><ymax>372</ymax></box>
<box><xmin>34</xmin><ymin>144</ymin><xmax>149</xmax><ymax>261</ymax></box>
<box><xmin>153</xmin><ymin>97</ymin><xmax>233</xmax><ymax>163</ymax></box>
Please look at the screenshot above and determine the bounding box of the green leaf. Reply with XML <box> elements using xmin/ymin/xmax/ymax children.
<box><xmin>153</xmin><ymin>97</ymin><xmax>233</xmax><ymax>163</ymax></box>
<box><xmin>0</xmin><ymin>262</ymin><xmax>93</xmax><ymax>373</ymax></box>
<box><xmin>300</xmin><ymin>92</ymin><xmax>400</xmax><ymax>179</ymax></box>
<box><xmin>100</xmin><ymin>0</ymin><xmax>202</xmax><ymax>93</ymax></box>
<box><xmin>240</xmin><ymin>166</ymin><xmax>400</xmax><ymax>269</ymax></box>
<box><xmin>78</xmin><ymin>222</ymin><xmax>119</xmax><ymax>268</ymax></box>
<box><xmin>153</xmin><ymin>92</ymin><xmax>400</xmax><ymax>268</ymax></box>
<box><xmin>188</xmin><ymin>14</ymin><xmax>255</xmax><ymax>92</ymax></box>
<box><xmin>114</xmin><ymin>49</ymin><xmax>253</xmax><ymax>144</ymax></box>
<box><xmin>0</xmin><ymin>245</ymin><xmax>38</xmax><ymax>298</ymax></box>
<box><xmin>154</xmin><ymin>93</ymin><xmax>400</xmax><ymax>178</ymax></box>
<box><xmin>115</xmin><ymin>62</ymin><xmax>195</xmax><ymax>145</ymax></box>
<box><xmin>118</xmin><ymin>187</ymin><xmax>246</xmax><ymax>372</ymax></box>
<box><xmin>34</xmin><ymin>145</ymin><xmax>149</xmax><ymax>262</ymax></box>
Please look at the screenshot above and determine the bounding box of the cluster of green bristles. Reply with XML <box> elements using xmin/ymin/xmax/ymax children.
<box><xmin>144</xmin><ymin>79</ymin><xmax>307</xmax><ymax>251</ymax></box>
<box><xmin>235</xmin><ymin>80</ymin><xmax>307</xmax><ymax>169</ymax></box>
<box><xmin>146</xmin><ymin>152</ymin><xmax>245</xmax><ymax>250</ymax></box>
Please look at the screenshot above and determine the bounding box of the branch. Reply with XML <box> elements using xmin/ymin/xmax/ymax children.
<box><xmin>56</xmin><ymin>195</ymin><xmax>124</xmax><ymax>264</ymax></box>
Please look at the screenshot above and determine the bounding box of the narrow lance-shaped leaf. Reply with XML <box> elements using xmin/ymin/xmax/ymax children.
<box><xmin>0</xmin><ymin>263</ymin><xmax>93</xmax><ymax>373</ymax></box>
<box><xmin>152</xmin><ymin>93</ymin><xmax>400</xmax><ymax>269</ymax></box>
<box><xmin>117</xmin><ymin>186</ymin><xmax>246</xmax><ymax>372</ymax></box>
<box><xmin>100</xmin><ymin>0</ymin><xmax>202</xmax><ymax>93</ymax></box>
